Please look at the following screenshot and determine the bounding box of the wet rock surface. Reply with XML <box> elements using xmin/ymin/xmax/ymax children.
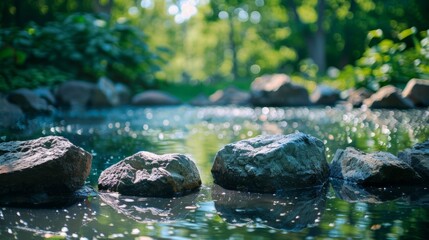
<box><xmin>330</xmin><ymin>147</ymin><xmax>422</xmax><ymax>186</ymax></box>
<box><xmin>363</xmin><ymin>85</ymin><xmax>414</xmax><ymax>109</ymax></box>
<box><xmin>402</xmin><ymin>78</ymin><xmax>429</xmax><ymax>107</ymax></box>
<box><xmin>98</xmin><ymin>151</ymin><xmax>201</xmax><ymax>197</ymax></box>
<box><xmin>398</xmin><ymin>140</ymin><xmax>429</xmax><ymax>183</ymax></box>
<box><xmin>132</xmin><ymin>90</ymin><xmax>181</xmax><ymax>106</ymax></box>
<box><xmin>211</xmin><ymin>133</ymin><xmax>329</xmax><ymax>193</ymax></box>
<box><xmin>250</xmin><ymin>74</ymin><xmax>310</xmax><ymax>106</ymax></box>
<box><xmin>0</xmin><ymin>136</ymin><xmax>92</xmax><ymax>196</ymax></box>
<box><xmin>212</xmin><ymin>184</ymin><xmax>327</xmax><ymax>231</ymax></box>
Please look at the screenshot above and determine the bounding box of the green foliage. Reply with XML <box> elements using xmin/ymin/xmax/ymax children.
<box><xmin>0</xmin><ymin>13</ymin><xmax>159</xmax><ymax>92</ymax></box>
<box><xmin>336</xmin><ymin>28</ymin><xmax>429</xmax><ymax>91</ymax></box>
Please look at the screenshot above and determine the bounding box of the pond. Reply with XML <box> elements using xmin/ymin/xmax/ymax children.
<box><xmin>1</xmin><ymin>106</ymin><xmax>428</xmax><ymax>239</ymax></box>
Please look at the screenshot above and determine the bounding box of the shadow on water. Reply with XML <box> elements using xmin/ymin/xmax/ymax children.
<box><xmin>212</xmin><ymin>184</ymin><xmax>328</xmax><ymax>231</ymax></box>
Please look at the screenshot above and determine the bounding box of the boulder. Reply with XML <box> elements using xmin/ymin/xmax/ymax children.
<box><xmin>55</xmin><ymin>80</ymin><xmax>96</xmax><ymax>110</ymax></box>
<box><xmin>212</xmin><ymin>184</ymin><xmax>327</xmax><ymax>230</ymax></box>
<box><xmin>211</xmin><ymin>133</ymin><xmax>329</xmax><ymax>193</ymax></box>
<box><xmin>250</xmin><ymin>74</ymin><xmax>311</xmax><ymax>106</ymax></box>
<box><xmin>98</xmin><ymin>151</ymin><xmax>201</xmax><ymax>197</ymax></box>
<box><xmin>398</xmin><ymin>140</ymin><xmax>429</xmax><ymax>183</ymax></box>
<box><xmin>132</xmin><ymin>90</ymin><xmax>181</xmax><ymax>106</ymax></box>
<box><xmin>311</xmin><ymin>85</ymin><xmax>341</xmax><ymax>105</ymax></box>
<box><xmin>7</xmin><ymin>88</ymin><xmax>54</xmax><ymax>115</ymax></box>
<box><xmin>402</xmin><ymin>78</ymin><xmax>429</xmax><ymax>107</ymax></box>
<box><xmin>330</xmin><ymin>147</ymin><xmax>422</xmax><ymax>186</ymax></box>
<box><xmin>347</xmin><ymin>88</ymin><xmax>372</xmax><ymax>107</ymax></box>
<box><xmin>33</xmin><ymin>87</ymin><xmax>57</xmax><ymax>106</ymax></box>
<box><xmin>209</xmin><ymin>87</ymin><xmax>250</xmax><ymax>105</ymax></box>
<box><xmin>90</xmin><ymin>77</ymin><xmax>120</xmax><ymax>108</ymax></box>
<box><xmin>363</xmin><ymin>85</ymin><xmax>414</xmax><ymax>109</ymax></box>
<box><xmin>0</xmin><ymin>136</ymin><xmax>92</xmax><ymax>196</ymax></box>
<box><xmin>115</xmin><ymin>83</ymin><xmax>131</xmax><ymax>105</ymax></box>
<box><xmin>0</xmin><ymin>98</ymin><xmax>25</xmax><ymax>129</ymax></box>
<box><xmin>189</xmin><ymin>94</ymin><xmax>212</xmax><ymax>106</ymax></box>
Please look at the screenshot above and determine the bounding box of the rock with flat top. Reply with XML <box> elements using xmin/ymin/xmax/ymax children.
<box><xmin>211</xmin><ymin>133</ymin><xmax>329</xmax><ymax>193</ymax></box>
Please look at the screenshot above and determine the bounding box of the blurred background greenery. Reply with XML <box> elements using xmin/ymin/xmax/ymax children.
<box><xmin>1</xmin><ymin>0</ymin><xmax>428</xmax><ymax>95</ymax></box>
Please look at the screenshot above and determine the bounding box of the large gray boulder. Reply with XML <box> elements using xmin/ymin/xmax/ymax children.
<box><xmin>402</xmin><ymin>78</ymin><xmax>429</xmax><ymax>107</ymax></box>
<box><xmin>0</xmin><ymin>136</ymin><xmax>92</xmax><ymax>196</ymax></box>
<box><xmin>0</xmin><ymin>98</ymin><xmax>25</xmax><ymax>129</ymax></box>
<box><xmin>363</xmin><ymin>85</ymin><xmax>414</xmax><ymax>109</ymax></box>
<box><xmin>115</xmin><ymin>83</ymin><xmax>131</xmax><ymax>105</ymax></box>
<box><xmin>55</xmin><ymin>80</ymin><xmax>95</xmax><ymax>110</ymax></box>
<box><xmin>7</xmin><ymin>88</ymin><xmax>54</xmax><ymax>115</ymax></box>
<box><xmin>211</xmin><ymin>133</ymin><xmax>329</xmax><ymax>193</ymax></box>
<box><xmin>250</xmin><ymin>74</ymin><xmax>311</xmax><ymax>106</ymax></box>
<box><xmin>98</xmin><ymin>151</ymin><xmax>201</xmax><ymax>197</ymax></box>
<box><xmin>398</xmin><ymin>140</ymin><xmax>429</xmax><ymax>183</ymax></box>
<box><xmin>132</xmin><ymin>90</ymin><xmax>181</xmax><ymax>106</ymax></box>
<box><xmin>330</xmin><ymin>147</ymin><xmax>422</xmax><ymax>186</ymax></box>
<box><xmin>209</xmin><ymin>87</ymin><xmax>250</xmax><ymax>105</ymax></box>
<box><xmin>33</xmin><ymin>87</ymin><xmax>57</xmax><ymax>106</ymax></box>
<box><xmin>311</xmin><ymin>85</ymin><xmax>341</xmax><ymax>105</ymax></box>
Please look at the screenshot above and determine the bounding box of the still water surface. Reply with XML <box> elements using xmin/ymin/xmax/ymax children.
<box><xmin>0</xmin><ymin>106</ymin><xmax>428</xmax><ymax>239</ymax></box>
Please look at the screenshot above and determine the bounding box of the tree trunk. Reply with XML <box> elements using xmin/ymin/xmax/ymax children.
<box><xmin>228</xmin><ymin>16</ymin><xmax>239</xmax><ymax>81</ymax></box>
<box><xmin>309</xmin><ymin>0</ymin><xmax>326</xmax><ymax>73</ymax></box>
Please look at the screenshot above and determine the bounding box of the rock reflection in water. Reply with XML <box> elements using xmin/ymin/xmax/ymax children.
<box><xmin>0</xmin><ymin>197</ymin><xmax>99</xmax><ymax>238</ymax></box>
<box><xmin>331</xmin><ymin>179</ymin><xmax>429</xmax><ymax>204</ymax></box>
<box><xmin>212</xmin><ymin>184</ymin><xmax>327</xmax><ymax>231</ymax></box>
<box><xmin>99</xmin><ymin>191</ymin><xmax>199</xmax><ymax>222</ymax></box>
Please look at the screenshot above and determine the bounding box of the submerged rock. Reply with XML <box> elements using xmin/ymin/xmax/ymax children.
<box><xmin>250</xmin><ymin>74</ymin><xmax>311</xmax><ymax>106</ymax></box>
<box><xmin>363</xmin><ymin>85</ymin><xmax>414</xmax><ymax>109</ymax></box>
<box><xmin>0</xmin><ymin>136</ymin><xmax>92</xmax><ymax>196</ymax></box>
<box><xmin>398</xmin><ymin>140</ymin><xmax>429</xmax><ymax>183</ymax></box>
<box><xmin>7</xmin><ymin>88</ymin><xmax>54</xmax><ymax>115</ymax></box>
<box><xmin>98</xmin><ymin>151</ymin><xmax>201</xmax><ymax>197</ymax></box>
<box><xmin>0</xmin><ymin>98</ymin><xmax>25</xmax><ymax>129</ymax></box>
<box><xmin>212</xmin><ymin>184</ymin><xmax>327</xmax><ymax>231</ymax></box>
<box><xmin>211</xmin><ymin>133</ymin><xmax>329</xmax><ymax>193</ymax></box>
<box><xmin>209</xmin><ymin>87</ymin><xmax>250</xmax><ymax>105</ymax></box>
<box><xmin>330</xmin><ymin>147</ymin><xmax>421</xmax><ymax>186</ymax></box>
<box><xmin>132</xmin><ymin>90</ymin><xmax>181</xmax><ymax>106</ymax></box>
<box><xmin>311</xmin><ymin>85</ymin><xmax>341</xmax><ymax>105</ymax></box>
<box><xmin>402</xmin><ymin>78</ymin><xmax>429</xmax><ymax>107</ymax></box>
